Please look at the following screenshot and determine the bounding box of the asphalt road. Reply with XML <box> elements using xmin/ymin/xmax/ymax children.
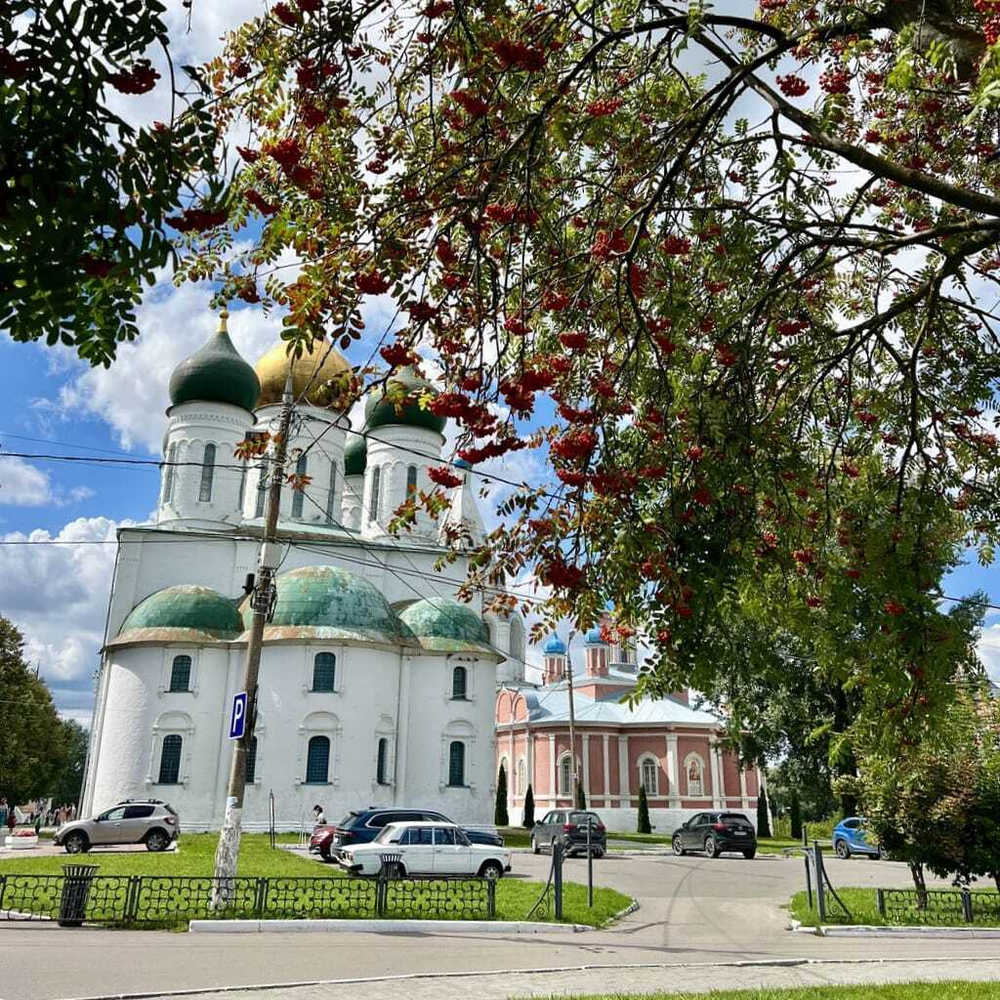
<box><xmin>2</xmin><ymin>850</ymin><xmax>998</xmax><ymax>1000</ymax></box>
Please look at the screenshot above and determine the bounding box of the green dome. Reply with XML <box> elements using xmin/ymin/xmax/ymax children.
<box><xmin>364</xmin><ymin>367</ymin><xmax>446</xmax><ymax>434</ymax></box>
<box><xmin>114</xmin><ymin>585</ymin><xmax>243</xmax><ymax>644</ymax></box>
<box><xmin>344</xmin><ymin>432</ymin><xmax>367</xmax><ymax>476</ymax></box>
<box><xmin>246</xmin><ymin>565</ymin><xmax>417</xmax><ymax>644</ymax></box>
<box><xmin>399</xmin><ymin>597</ymin><xmax>489</xmax><ymax>644</ymax></box>
<box><xmin>168</xmin><ymin>312</ymin><xmax>261</xmax><ymax>412</ymax></box>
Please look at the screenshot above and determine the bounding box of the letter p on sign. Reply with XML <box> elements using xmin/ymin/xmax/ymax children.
<box><xmin>229</xmin><ymin>691</ymin><xmax>247</xmax><ymax>739</ymax></box>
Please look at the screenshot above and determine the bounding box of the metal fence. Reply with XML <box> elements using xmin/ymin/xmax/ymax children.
<box><xmin>0</xmin><ymin>872</ymin><xmax>496</xmax><ymax>925</ymax></box>
<box><xmin>877</xmin><ymin>887</ymin><xmax>1000</xmax><ymax>925</ymax></box>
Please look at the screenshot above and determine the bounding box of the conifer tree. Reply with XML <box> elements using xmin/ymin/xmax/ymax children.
<box><xmin>756</xmin><ymin>779</ymin><xmax>772</xmax><ymax>838</ymax></box>
<box><xmin>790</xmin><ymin>789</ymin><xmax>803</xmax><ymax>841</ymax></box>
<box><xmin>522</xmin><ymin>784</ymin><xmax>535</xmax><ymax>828</ymax></box>
<box><xmin>637</xmin><ymin>785</ymin><xmax>651</xmax><ymax>834</ymax></box>
<box><xmin>575</xmin><ymin>779</ymin><xmax>586</xmax><ymax>810</ymax></box>
<box><xmin>495</xmin><ymin>764</ymin><xmax>509</xmax><ymax>827</ymax></box>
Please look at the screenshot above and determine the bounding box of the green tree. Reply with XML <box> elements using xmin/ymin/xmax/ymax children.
<box><xmin>0</xmin><ymin>617</ymin><xmax>70</xmax><ymax>805</ymax></box>
<box><xmin>756</xmin><ymin>777</ymin><xmax>772</xmax><ymax>838</ymax></box>
<box><xmin>575</xmin><ymin>780</ymin><xmax>586</xmax><ymax>811</ymax></box>
<box><xmin>790</xmin><ymin>789</ymin><xmax>803</xmax><ymax>842</ymax></box>
<box><xmin>522</xmin><ymin>784</ymin><xmax>535</xmax><ymax>828</ymax></box>
<box><xmin>494</xmin><ymin>763</ymin><xmax>509</xmax><ymax>827</ymax></box>
<box><xmin>49</xmin><ymin>720</ymin><xmax>89</xmax><ymax>807</ymax></box>
<box><xmin>637</xmin><ymin>785</ymin><xmax>651</xmax><ymax>835</ymax></box>
<box><xmin>2</xmin><ymin>0</ymin><xmax>218</xmax><ymax>364</ymax></box>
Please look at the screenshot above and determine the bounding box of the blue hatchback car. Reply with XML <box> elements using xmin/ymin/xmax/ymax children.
<box><xmin>832</xmin><ymin>816</ymin><xmax>880</xmax><ymax>859</ymax></box>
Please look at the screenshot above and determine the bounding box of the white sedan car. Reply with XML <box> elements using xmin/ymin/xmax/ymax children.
<box><xmin>339</xmin><ymin>821</ymin><xmax>512</xmax><ymax>879</ymax></box>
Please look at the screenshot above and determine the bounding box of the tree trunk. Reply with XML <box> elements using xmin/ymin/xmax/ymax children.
<box><xmin>909</xmin><ymin>862</ymin><xmax>928</xmax><ymax>908</ymax></box>
<box><xmin>993</xmin><ymin>871</ymin><xmax>1000</xmax><ymax>895</ymax></box>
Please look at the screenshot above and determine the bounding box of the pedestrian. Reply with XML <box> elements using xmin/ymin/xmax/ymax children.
<box><xmin>0</xmin><ymin>798</ymin><xmax>7</xmax><ymax>827</ymax></box>
<box><xmin>313</xmin><ymin>804</ymin><xmax>326</xmax><ymax>827</ymax></box>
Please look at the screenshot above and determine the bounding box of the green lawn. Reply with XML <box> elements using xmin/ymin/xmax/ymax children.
<box><xmin>553</xmin><ymin>986</ymin><xmax>1000</xmax><ymax>1000</ymax></box>
<box><xmin>789</xmin><ymin>887</ymin><xmax>1000</xmax><ymax>928</ymax></box>
<box><xmin>0</xmin><ymin>833</ymin><xmax>632</xmax><ymax>928</ymax></box>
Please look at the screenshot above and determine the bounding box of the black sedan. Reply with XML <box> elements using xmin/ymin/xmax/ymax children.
<box><xmin>672</xmin><ymin>811</ymin><xmax>756</xmax><ymax>859</ymax></box>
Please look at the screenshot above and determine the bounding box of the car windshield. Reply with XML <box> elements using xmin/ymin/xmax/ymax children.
<box><xmin>375</xmin><ymin>825</ymin><xmax>404</xmax><ymax>844</ymax></box>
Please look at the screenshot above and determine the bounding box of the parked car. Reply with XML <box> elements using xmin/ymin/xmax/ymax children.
<box><xmin>671</xmin><ymin>811</ymin><xmax>756</xmax><ymax>859</ymax></box>
<box><xmin>530</xmin><ymin>809</ymin><xmax>607</xmax><ymax>857</ymax></box>
<box><xmin>53</xmin><ymin>799</ymin><xmax>179</xmax><ymax>854</ymax></box>
<box><xmin>310</xmin><ymin>807</ymin><xmax>504</xmax><ymax>861</ymax></box>
<box><xmin>832</xmin><ymin>816</ymin><xmax>881</xmax><ymax>859</ymax></box>
<box><xmin>339</xmin><ymin>821</ymin><xmax>512</xmax><ymax>879</ymax></box>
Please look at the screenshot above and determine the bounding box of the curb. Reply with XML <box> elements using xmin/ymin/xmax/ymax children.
<box><xmin>188</xmin><ymin>918</ymin><xmax>589</xmax><ymax>935</ymax></box>
<box><xmin>816</xmin><ymin>924</ymin><xmax>1000</xmax><ymax>939</ymax></box>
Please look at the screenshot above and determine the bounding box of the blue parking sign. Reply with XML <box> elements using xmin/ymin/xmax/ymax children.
<box><xmin>229</xmin><ymin>691</ymin><xmax>247</xmax><ymax>739</ymax></box>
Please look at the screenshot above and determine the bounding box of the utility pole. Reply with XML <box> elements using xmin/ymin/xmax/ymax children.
<box><xmin>565</xmin><ymin>629</ymin><xmax>577</xmax><ymax>800</ymax></box>
<box><xmin>212</xmin><ymin>368</ymin><xmax>295</xmax><ymax>903</ymax></box>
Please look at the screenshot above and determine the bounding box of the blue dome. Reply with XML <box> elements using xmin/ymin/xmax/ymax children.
<box><xmin>453</xmin><ymin>458</ymin><xmax>472</xmax><ymax>470</ymax></box>
<box><xmin>543</xmin><ymin>634</ymin><xmax>566</xmax><ymax>655</ymax></box>
<box><xmin>585</xmin><ymin>626</ymin><xmax>605</xmax><ymax>645</ymax></box>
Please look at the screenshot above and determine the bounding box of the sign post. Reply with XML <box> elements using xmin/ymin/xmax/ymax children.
<box><xmin>229</xmin><ymin>692</ymin><xmax>248</xmax><ymax>740</ymax></box>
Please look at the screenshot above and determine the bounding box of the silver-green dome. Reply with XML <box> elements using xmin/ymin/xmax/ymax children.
<box><xmin>110</xmin><ymin>584</ymin><xmax>243</xmax><ymax>646</ymax></box>
<box><xmin>398</xmin><ymin>597</ymin><xmax>496</xmax><ymax>654</ymax></box>
<box><xmin>344</xmin><ymin>432</ymin><xmax>367</xmax><ymax>476</ymax></box>
<box><xmin>364</xmin><ymin>367</ymin><xmax>446</xmax><ymax>435</ymax></box>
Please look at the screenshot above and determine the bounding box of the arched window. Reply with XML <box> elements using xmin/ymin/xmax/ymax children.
<box><xmin>168</xmin><ymin>655</ymin><xmax>191</xmax><ymax>693</ymax></box>
<box><xmin>447</xmin><ymin>740</ymin><xmax>466</xmax><ymax>787</ymax></box>
<box><xmin>451</xmin><ymin>665</ymin><xmax>468</xmax><ymax>700</ymax></box>
<box><xmin>516</xmin><ymin>757</ymin><xmax>526</xmax><ymax>796</ymax></box>
<box><xmin>369</xmin><ymin>466</ymin><xmax>381</xmax><ymax>524</ymax></box>
<box><xmin>686</xmin><ymin>755</ymin><xmax>704</xmax><ymax>797</ymax></box>
<box><xmin>291</xmin><ymin>453</ymin><xmax>307</xmax><ymax>518</ymax></box>
<box><xmin>245</xmin><ymin>735</ymin><xmax>258</xmax><ymax>784</ymax></box>
<box><xmin>305</xmin><ymin>735</ymin><xmax>330</xmax><ymax>784</ymax></box>
<box><xmin>158</xmin><ymin>735</ymin><xmax>182</xmax><ymax>784</ymax></box>
<box><xmin>376</xmin><ymin>737</ymin><xmax>389</xmax><ymax>785</ymax></box>
<box><xmin>558</xmin><ymin>754</ymin><xmax>572</xmax><ymax>797</ymax></box>
<box><xmin>312</xmin><ymin>652</ymin><xmax>336</xmax><ymax>692</ymax></box>
<box><xmin>163</xmin><ymin>442</ymin><xmax>178</xmax><ymax>504</ymax></box>
<box><xmin>406</xmin><ymin>464</ymin><xmax>418</xmax><ymax>496</ymax></box>
<box><xmin>255</xmin><ymin>457</ymin><xmax>270</xmax><ymax>518</ymax></box>
<box><xmin>325</xmin><ymin>461</ymin><xmax>337</xmax><ymax>524</ymax></box>
<box><xmin>640</xmin><ymin>756</ymin><xmax>659</xmax><ymax>796</ymax></box>
<box><xmin>199</xmin><ymin>443</ymin><xmax>216</xmax><ymax>502</ymax></box>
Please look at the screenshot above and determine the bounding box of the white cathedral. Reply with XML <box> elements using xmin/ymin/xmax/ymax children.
<box><xmin>80</xmin><ymin>315</ymin><xmax>527</xmax><ymax>830</ymax></box>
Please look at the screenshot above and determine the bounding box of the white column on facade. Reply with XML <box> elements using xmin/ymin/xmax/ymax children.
<box><xmin>526</xmin><ymin>728</ymin><xmax>535</xmax><ymax>805</ymax></box>
<box><xmin>509</xmin><ymin>727</ymin><xmax>516</xmax><ymax>814</ymax></box>
<box><xmin>548</xmin><ymin>733</ymin><xmax>556</xmax><ymax>806</ymax></box>
<box><xmin>602</xmin><ymin>734</ymin><xmax>610</xmax><ymax>808</ymax></box>
<box><xmin>618</xmin><ymin>736</ymin><xmax>630</xmax><ymax>808</ymax></box>
<box><xmin>739</xmin><ymin>766</ymin><xmax>749</xmax><ymax>810</ymax></box>
<box><xmin>666</xmin><ymin>733</ymin><xmax>680</xmax><ymax>805</ymax></box>
<box><xmin>395</xmin><ymin>654</ymin><xmax>412</xmax><ymax>805</ymax></box>
<box><xmin>581</xmin><ymin>733</ymin><xmax>590</xmax><ymax>800</ymax></box>
<box><xmin>710</xmin><ymin>740</ymin><xmax>724</xmax><ymax>808</ymax></box>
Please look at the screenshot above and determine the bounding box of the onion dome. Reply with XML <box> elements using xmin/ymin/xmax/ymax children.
<box><xmin>398</xmin><ymin>597</ymin><xmax>497</xmax><ymax>654</ymax></box>
<box><xmin>109</xmin><ymin>585</ymin><xmax>243</xmax><ymax>647</ymax></box>
<box><xmin>584</xmin><ymin>626</ymin><xmax>606</xmax><ymax>645</ymax></box>
<box><xmin>344</xmin><ymin>432</ymin><xmax>367</xmax><ymax>477</ymax></box>
<box><xmin>244</xmin><ymin>565</ymin><xmax>417</xmax><ymax>645</ymax></box>
<box><xmin>453</xmin><ymin>457</ymin><xmax>472</xmax><ymax>471</ymax></box>
<box><xmin>168</xmin><ymin>311</ymin><xmax>261</xmax><ymax>413</ymax></box>
<box><xmin>255</xmin><ymin>337</ymin><xmax>351</xmax><ymax>409</ymax></box>
<box><xmin>364</xmin><ymin>366</ymin><xmax>446</xmax><ymax>434</ymax></box>
<box><xmin>543</xmin><ymin>634</ymin><xmax>567</xmax><ymax>655</ymax></box>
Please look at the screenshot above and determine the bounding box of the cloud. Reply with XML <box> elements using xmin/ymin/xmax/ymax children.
<box><xmin>0</xmin><ymin>457</ymin><xmax>96</xmax><ymax>508</ymax></box>
<box><xmin>976</xmin><ymin>625</ymin><xmax>1000</xmax><ymax>684</ymax></box>
<box><xmin>0</xmin><ymin>516</ymin><xmax>134</xmax><ymax>721</ymax></box>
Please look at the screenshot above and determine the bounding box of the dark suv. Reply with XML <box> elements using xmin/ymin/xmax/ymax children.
<box><xmin>530</xmin><ymin>810</ymin><xmax>607</xmax><ymax>857</ymax></box>
<box><xmin>672</xmin><ymin>811</ymin><xmax>756</xmax><ymax>859</ymax></box>
<box><xmin>310</xmin><ymin>808</ymin><xmax>504</xmax><ymax>861</ymax></box>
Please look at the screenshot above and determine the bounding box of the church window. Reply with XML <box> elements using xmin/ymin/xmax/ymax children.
<box><xmin>558</xmin><ymin>753</ymin><xmax>572</xmax><ymax>797</ymax></box>
<box><xmin>516</xmin><ymin>757</ymin><xmax>526</xmax><ymax>796</ymax></box>
<box><xmin>376</xmin><ymin>737</ymin><xmax>389</xmax><ymax>785</ymax></box>
<box><xmin>686</xmin><ymin>755</ymin><xmax>704</xmax><ymax>797</ymax></box>
<box><xmin>305</xmin><ymin>735</ymin><xmax>330</xmax><ymax>784</ymax></box>
<box><xmin>163</xmin><ymin>443</ymin><xmax>178</xmax><ymax>504</ymax></box>
<box><xmin>255</xmin><ymin>457</ymin><xmax>270</xmax><ymax>518</ymax></box>
<box><xmin>312</xmin><ymin>652</ymin><xmax>336</xmax><ymax>692</ymax></box>
<box><xmin>406</xmin><ymin>464</ymin><xmax>418</xmax><ymax>497</ymax></box>
<box><xmin>451</xmin><ymin>665</ymin><xmax>467</xmax><ymax>700</ymax></box>
<box><xmin>168</xmin><ymin>655</ymin><xmax>192</xmax><ymax>693</ymax></box>
<box><xmin>245</xmin><ymin>735</ymin><xmax>258</xmax><ymax>784</ymax></box>
<box><xmin>640</xmin><ymin>756</ymin><xmax>659</xmax><ymax>796</ymax></box>
<box><xmin>447</xmin><ymin>741</ymin><xmax>466</xmax><ymax>787</ymax></box>
<box><xmin>199</xmin><ymin>443</ymin><xmax>216</xmax><ymax>502</ymax></box>
<box><xmin>325</xmin><ymin>461</ymin><xmax>337</xmax><ymax>524</ymax></box>
<box><xmin>158</xmin><ymin>735</ymin><xmax>183</xmax><ymax>784</ymax></box>
<box><xmin>291</xmin><ymin>453</ymin><xmax>307</xmax><ymax>518</ymax></box>
<box><xmin>369</xmin><ymin>466</ymin><xmax>381</xmax><ymax>524</ymax></box>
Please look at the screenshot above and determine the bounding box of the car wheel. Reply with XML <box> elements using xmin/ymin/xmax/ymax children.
<box><xmin>868</xmin><ymin>850</ymin><xmax>881</xmax><ymax>861</ymax></box>
<box><xmin>743</xmin><ymin>850</ymin><xmax>756</xmax><ymax>860</ymax></box>
<box><xmin>835</xmin><ymin>839</ymin><xmax>851</xmax><ymax>860</ymax></box>
<box><xmin>319</xmin><ymin>844</ymin><xmax>331</xmax><ymax>861</ymax></box>
<box><xmin>704</xmin><ymin>836</ymin><xmax>717</xmax><ymax>858</ymax></box>
<box><xmin>145</xmin><ymin>830</ymin><xmax>170</xmax><ymax>852</ymax></box>
<box><xmin>479</xmin><ymin>860</ymin><xmax>504</xmax><ymax>881</ymax></box>
<box><xmin>672</xmin><ymin>836</ymin><xmax>686</xmax><ymax>857</ymax></box>
<box><xmin>531</xmin><ymin>835</ymin><xmax>540</xmax><ymax>855</ymax></box>
<box><xmin>64</xmin><ymin>832</ymin><xmax>88</xmax><ymax>854</ymax></box>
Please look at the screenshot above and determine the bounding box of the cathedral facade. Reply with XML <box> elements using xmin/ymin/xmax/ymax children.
<box><xmin>81</xmin><ymin>315</ymin><xmax>526</xmax><ymax>831</ymax></box>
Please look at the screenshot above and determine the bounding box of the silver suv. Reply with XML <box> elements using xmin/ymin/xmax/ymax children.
<box><xmin>53</xmin><ymin>799</ymin><xmax>180</xmax><ymax>854</ymax></box>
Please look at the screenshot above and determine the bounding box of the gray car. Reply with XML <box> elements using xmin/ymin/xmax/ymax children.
<box><xmin>531</xmin><ymin>809</ymin><xmax>607</xmax><ymax>857</ymax></box>
<box><xmin>53</xmin><ymin>800</ymin><xmax>180</xmax><ymax>854</ymax></box>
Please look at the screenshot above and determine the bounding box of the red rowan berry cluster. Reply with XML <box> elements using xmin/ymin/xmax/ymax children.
<box><xmin>819</xmin><ymin>67</ymin><xmax>850</xmax><ymax>94</ymax></box>
<box><xmin>107</xmin><ymin>59</ymin><xmax>159</xmax><ymax>94</ymax></box>
<box><xmin>776</xmin><ymin>74</ymin><xmax>809</xmax><ymax>97</ymax></box>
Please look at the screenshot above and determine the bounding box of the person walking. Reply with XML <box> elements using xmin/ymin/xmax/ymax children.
<box><xmin>313</xmin><ymin>804</ymin><xmax>326</xmax><ymax>827</ymax></box>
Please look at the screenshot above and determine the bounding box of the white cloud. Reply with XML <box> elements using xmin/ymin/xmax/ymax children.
<box><xmin>1</xmin><ymin>516</ymin><xmax>135</xmax><ymax>720</ymax></box>
<box><xmin>976</xmin><ymin>625</ymin><xmax>1000</xmax><ymax>684</ymax></box>
<box><xmin>0</xmin><ymin>457</ymin><xmax>53</xmax><ymax>506</ymax></box>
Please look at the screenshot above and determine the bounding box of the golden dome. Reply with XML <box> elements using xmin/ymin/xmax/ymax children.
<box><xmin>254</xmin><ymin>339</ymin><xmax>352</xmax><ymax>409</ymax></box>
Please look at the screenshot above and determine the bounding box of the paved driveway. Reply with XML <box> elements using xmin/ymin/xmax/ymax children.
<box><xmin>1</xmin><ymin>851</ymin><xmax>995</xmax><ymax>1000</ymax></box>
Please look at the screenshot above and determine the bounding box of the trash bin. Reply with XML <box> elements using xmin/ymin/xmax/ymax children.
<box><xmin>59</xmin><ymin>864</ymin><xmax>98</xmax><ymax>927</ymax></box>
<box><xmin>378</xmin><ymin>852</ymin><xmax>403</xmax><ymax>879</ymax></box>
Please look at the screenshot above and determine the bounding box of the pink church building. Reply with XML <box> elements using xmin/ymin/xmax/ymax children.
<box><xmin>495</xmin><ymin>626</ymin><xmax>760</xmax><ymax>833</ymax></box>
